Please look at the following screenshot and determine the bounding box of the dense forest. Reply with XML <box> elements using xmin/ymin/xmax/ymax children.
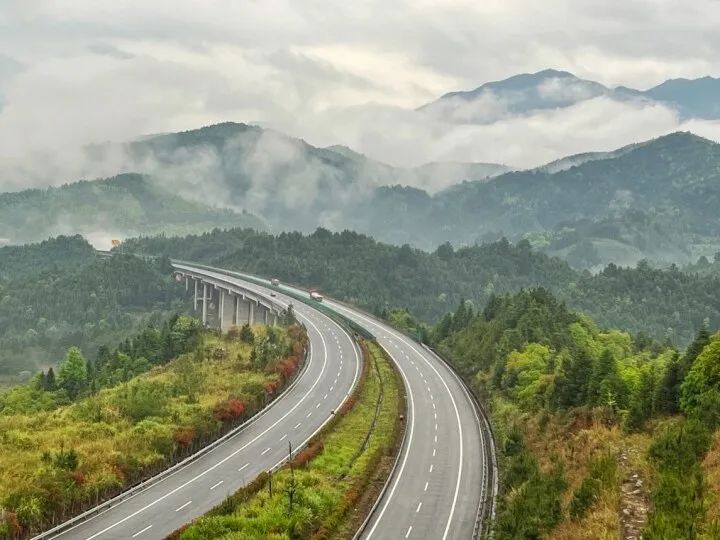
<box><xmin>433</xmin><ymin>289</ymin><xmax>720</xmax><ymax>538</ymax></box>
<box><xmin>0</xmin><ymin>173</ymin><xmax>262</xmax><ymax>246</ymax></box>
<box><xmin>120</xmin><ymin>227</ymin><xmax>720</xmax><ymax>345</ymax></box>
<box><xmin>0</xmin><ymin>236</ymin><xmax>186</xmax><ymax>382</ymax></box>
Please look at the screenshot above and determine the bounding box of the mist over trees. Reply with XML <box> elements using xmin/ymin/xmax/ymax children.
<box><xmin>0</xmin><ymin>236</ymin><xmax>186</xmax><ymax>380</ymax></box>
<box><xmin>121</xmin><ymin>227</ymin><xmax>720</xmax><ymax>345</ymax></box>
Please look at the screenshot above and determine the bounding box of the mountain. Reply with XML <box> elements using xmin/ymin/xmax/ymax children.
<box><xmin>0</xmin><ymin>173</ymin><xmax>263</xmax><ymax>247</ymax></box>
<box><xmin>372</xmin><ymin>131</ymin><xmax>720</xmax><ymax>267</ymax></box>
<box><xmin>88</xmin><ymin>123</ymin><xmax>394</xmax><ymax>233</ymax></box>
<box><xmin>642</xmin><ymin>76</ymin><xmax>720</xmax><ymax>119</ymax></box>
<box><xmin>421</xmin><ymin>69</ymin><xmax>720</xmax><ymax>123</ymax></box>
<box><xmin>85</xmin><ymin>122</ymin><xmax>510</xmax><ymax>232</ymax></box>
<box><xmin>420</xmin><ymin>69</ymin><xmax>609</xmax><ymax>122</ymax></box>
<box><xmin>10</xmin><ymin>122</ymin><xmax>718</xmax><ymax>269</ymax></box>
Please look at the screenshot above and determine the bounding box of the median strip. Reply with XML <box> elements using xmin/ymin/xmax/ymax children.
<box><xmin>165</xmin><ymin>341</ymin><xmax>405</xmax><ymax>540</ymax></box>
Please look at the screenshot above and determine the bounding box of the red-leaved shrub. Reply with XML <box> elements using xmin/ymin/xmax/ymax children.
<box><xmin>213</xmin><ymin>399</ymin><xmax>246</xmax><ymax>423</ymax></box>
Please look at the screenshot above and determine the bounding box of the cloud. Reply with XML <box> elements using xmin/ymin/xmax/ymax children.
<box><xmin>0</xmin><ymin>0</ymin><xmax>720</xmax><ymax>196</ymax></box>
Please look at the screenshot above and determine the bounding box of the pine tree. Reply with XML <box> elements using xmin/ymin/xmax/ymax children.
<box><xmin>44</xmin><ymin>367</ymin><xmax>56</xmax><ymax>391</ymax></box>
<box><xmin>627</xmin><ymin>368</ymin><xmax>656</xmax><ymax>431</ymax></box>
<box><xmin>553</xmin><ymin>350</ymin><xmax>593</xmax><ymax>409</ymax></box>
<box><xmin>654</xmin><ymin>353</ymin><xmax>681</xmax><ymax>415</ymax></box>
<box><xmin>433</xmin><ymin>313</ymin><xmax>453</xmax><ymax>342</ymax></box>
<box><xmin>588</xmin><ymin>349</ymin><xmax>618</xmax><ymax>406</ymax></box>
<box><xmin>679</xmin><ymin>325</ymin><xmax>712</xmax><ymax>380</ymax></box>
<box><xmin>451</xmin><ymin>299</ymin><xmax>469</xmax><ymax>332</ymax></box>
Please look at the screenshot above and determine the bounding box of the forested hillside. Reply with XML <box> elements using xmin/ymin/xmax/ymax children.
<box><xmin>0</xmin><ymin>173</ymin><xmax>262</xmax><ymax>247</ymax></box>
<box><xmin>434</xmin><ymin>290</ymin><xmax>720</xmax><ymax>538</ymax></box>
<box><xmin>4</xmin><ymin>124</ymin><xmax>717</xmax><ymax>270</ymax></box>
<box><xmin>120</xmin><ymin>228</ymin><xmax>720</xmax><ymax>345</ymax></box>
<box><xmin>0</xmin><ymin>237</ymin><xmax>186</xmax><ymax>381</ymax></box>
<box><xmin>362</xmin><ymin>132</ymin><xmax>720</xmax><ymax>266</ymax></box>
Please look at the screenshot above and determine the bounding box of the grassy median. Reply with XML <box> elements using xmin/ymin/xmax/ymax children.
<box><xmin>174</xmin><ymin>341</ymin><xmax>405</xmax><ymax>540</ymax></box>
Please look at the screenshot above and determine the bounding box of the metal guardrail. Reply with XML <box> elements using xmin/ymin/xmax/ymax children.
<box><xmin>32</xmin><ymin>340</ymin><xmax>313</xmax><ymax>540</ymax></box>
<box><xmin>423</xmin><ymin>345</ymin><xmax>499</xmax><ymax>539</ymax></box>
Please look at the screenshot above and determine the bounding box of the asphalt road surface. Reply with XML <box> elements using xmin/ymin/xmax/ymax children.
<box><xmin>50</xmin><ymin>266</ymin><xmax>361</xmax><ymax>540</ymax></box>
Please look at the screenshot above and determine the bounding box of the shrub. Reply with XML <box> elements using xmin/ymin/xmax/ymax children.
<box><xmin>173</xmin><ymin>428</ymin><xmax>195</xmax><ymax>447</ymax></box>
<box><xmin>212</xmin><ymin>399</ymin><xmax>246</xmax><ymax>423</ymax></box>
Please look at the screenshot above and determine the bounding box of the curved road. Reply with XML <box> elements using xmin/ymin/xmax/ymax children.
<box><xmin>46</xmin><ymin>263</ymin><xmax>490</xmax><ymax>540</ymax></box>
<box><xmin>216</xmin><ymin>267</ymin><xmax>489</xmax><ymax>539</ymax></box>
<box><xmin>48</xmin><ymin>267</ymin><xmax>361</xmax><ymax>540</ymax></box>
<box><xmin>328</xmin><ymin>301</ymin><xmax>486</xmax><ymax>539</ymax></box>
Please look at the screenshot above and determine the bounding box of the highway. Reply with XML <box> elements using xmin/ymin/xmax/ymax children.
<box><xmin>45</xmin><ymin>263</ymin><xmax>493</xmax><ymax>540</ymax></box>
<box><xmin>327</xmin><ymin>300</ymin><xmax>488</xmax><ymax>539</ymax></box>
<box><xmin>47</xmin><ymin>267</ymin><xmax>361</xmax><ymax>540</ymax></box>
<box><xmin>220</xmin><ymin>268</ymin><xmax>492</xmax><ymax>539</ymax></box>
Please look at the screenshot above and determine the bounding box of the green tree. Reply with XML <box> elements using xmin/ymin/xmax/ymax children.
<box><xmin>653</xmin><ymin>353</ymin><xmax>682</xmax><ymax>415</ymax></box>
<box><xmin>679</xmin><ymin>325</ymin><xmax>712</xmax><ymax>380</ymax></box>
<box><xmin>680</xmin><ymin>334</ymin><xmax>720</xmax><ymax>426</ymax></box>
<box><xmin>44</xmin><ymin>367</ymin><xmax>56</xmax><ymax>391</ymax></box>
<box><xmin>626</xmin><ymin>367</ymin><xmax>656</xmax><ymax>431</ymax></box>
<box><xmin>553</xmin><ymin>349</ymin><xmax>593</xmax><ymax>408</ymax></box>
<box><xmin>239</xmin><ymin>324</ymin><xmax>255</xmax><ymax>344</ymax></box>
<box><xmin>57</xmin><ymin>347</ymin><xmax>88</xmax><ymax>400</ymax></box>
<box><xmin>588</xmin><ymin>349</ymin><xmax>627</xmax><ymax>408</ymax></box>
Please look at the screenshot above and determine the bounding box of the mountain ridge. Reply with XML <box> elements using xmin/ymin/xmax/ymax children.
<box><xmin>421</xmin><ymin>69</ymin><xmax>720</xmax><ymax>122</ymax></box>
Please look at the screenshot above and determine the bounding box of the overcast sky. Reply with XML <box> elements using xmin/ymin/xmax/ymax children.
<box><xmin>1</xmin><ymin>0</ymin><xmax>720</xmax><ymax>190</ymax></box>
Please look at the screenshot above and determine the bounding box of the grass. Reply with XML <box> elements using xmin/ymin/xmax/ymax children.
<box><xmin>176</xmin><ymin>341</ymin><xmax>404</xmax><ymax>540</ymax></box>
<box><xmin>0</xmin><ymin>326</ymin><xmax>302</xmax><ymax>538</ymax></box>
<box><xmin>490</xmin><ymin>398</ymin><xmax>652</xmax><ymax>539</ymax></box>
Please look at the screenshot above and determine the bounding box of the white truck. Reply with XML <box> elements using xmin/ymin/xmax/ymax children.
<box><xmin>309</xmin><ymin>290</ymin><xmax>324</xmax><ymax>302</ymax></box>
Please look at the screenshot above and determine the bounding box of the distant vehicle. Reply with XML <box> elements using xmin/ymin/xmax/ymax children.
<box><xmin>271</xmin><ymin>278</ymin><xmax>280</xmax><ymax>286</ymax></box>
<box><xmin>309</xmin><ymin>290</ymin><xmax>324</xmax><ymax>302</ymax></box>
<box><xmin>270</xmin><ymin>291</ymin><xmax>277</xmax><ymax>297</ymax></box>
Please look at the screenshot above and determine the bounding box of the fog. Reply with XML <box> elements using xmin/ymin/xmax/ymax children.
<box><xmin>1</xmin><ymin>0</ymin><xmax>720</xmax><ymax>195</ymax></box>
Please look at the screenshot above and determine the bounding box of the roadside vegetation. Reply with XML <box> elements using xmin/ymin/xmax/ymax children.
<box><xmin>432</xmin><ymin>289</ymin><xmax>720</xmax><ymax>539</ymax></box>
<box><xmin>173</xmin><ymin>341</ymin><xmax>404</xmax><ymax>540</ymax></box>
<box><xmin>0</xmin><ymin>320</ymin><xmax>307</xmax><ymax>539</ymax></box>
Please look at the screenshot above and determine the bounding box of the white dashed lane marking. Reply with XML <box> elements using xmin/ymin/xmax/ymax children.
<box><xmin>132</xmin><ymin>525</ymin><xmax>152</xmax><ymax>538</ymax></box>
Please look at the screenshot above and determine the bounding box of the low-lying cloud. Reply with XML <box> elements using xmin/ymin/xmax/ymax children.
<box><xmin>1</xmin><ymin>0</ymin><xmax>720</xmax><ymax>197</ymax></box>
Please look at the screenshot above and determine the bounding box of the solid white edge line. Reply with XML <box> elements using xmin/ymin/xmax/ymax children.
<box><xmin>80</xmin><ymin>288</ymin><xmax>335</xmax><ymax>540</ymax></box>
<box><xmin>362</xmin><ymin>350</ymin><xmax>416</xmax><ymax>539</ymax></box>
<box><xmin>330</xmin><ymin>305</ymin><xmax>465</xmax><ymax>540</ymax></box>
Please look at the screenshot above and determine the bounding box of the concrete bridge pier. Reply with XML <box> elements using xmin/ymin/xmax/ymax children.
<box><xmin>219</xmin><ymin>289</ymin><xmax>237</xmax><ymax>333</ymax></box>
<box><xmin>193</xmin><ymin>279</ymin><xmax>199</xmax><ymax>311</ymax></box>
<box><xmin>233</xmin><ymin>295</ymin><xmax>254</xmax><ymax>326</ymax></box>
<box><xmin>201</xmin><ymin>282</ymin><xmax>209</xmax><ymax>326</ymax></box>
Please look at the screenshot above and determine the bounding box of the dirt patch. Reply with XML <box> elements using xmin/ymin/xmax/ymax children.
<box><xmin>619</xmin><ymin>447</ymin><xmax>649</xmax><ymax>540</ymax></box>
